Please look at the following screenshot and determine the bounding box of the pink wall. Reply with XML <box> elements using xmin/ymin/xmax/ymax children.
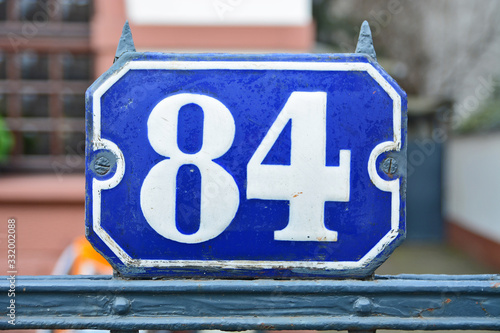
<box><xmin>90</xmin><ymin>0</ymin><xmax>315</xmax><ymax>77</ymax></box>
<box><xmin>0</xmin><ymin>175</ymin><xmax>85</xmax><ymax>275</ymax></box>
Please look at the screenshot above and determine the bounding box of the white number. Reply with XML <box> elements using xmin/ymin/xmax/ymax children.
<box><xmin>141</xmin><ymin>92</ymin><xmax>351</xmax><ymax>244</ymax></box>
<box><xmin>140</xmin><ymin>94</ymin><xmax>239</xmax><ymax>244</ymax></box>
<box><xmin>247</xmin><ymin>92</ymin><xmax>350</xmax><ymax>242</ymax></box>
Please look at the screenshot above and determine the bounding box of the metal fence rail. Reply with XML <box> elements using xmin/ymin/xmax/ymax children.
<box><xmin>1</xmin><ymin>274</ymin><xmax>499</xmax><ymax>331</ymax></box>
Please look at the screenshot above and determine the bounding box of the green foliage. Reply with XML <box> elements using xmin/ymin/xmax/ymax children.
<box><xmin>0</xmin><ymin>116</ymin><xmax>13</xmax><ymax>162</ymax></box>
<box><xmin>456</xmin><ymin>77</ymin><xmax>500</xmax><ymax>135</ymax></box>
<box><xmin>456</xmin><ymin>100</ymin><xmax>500</xmax><ymax>135</ymax></box>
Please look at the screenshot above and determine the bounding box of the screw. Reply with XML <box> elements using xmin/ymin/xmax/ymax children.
<box><xmin>353</xmin><ymin>297</ymin><xmax>373</xmax><ymax>315</ymax></box>
<box><xmin>94</xmin><ymin>156</ymin><xmax>111</xmax><ymax>175</ymax></box>
<box><xmin>381</xmin><ymin>157</ymin><xmax>398</xmax><ymax>176</ymax></box>
<box><xmin>112</xmin><ymin>297</ymin><xmax>130</xmax><ymax>315</ymax></box>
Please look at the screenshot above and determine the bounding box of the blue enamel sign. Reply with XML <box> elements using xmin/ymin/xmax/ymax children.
<box><xmin>86</xmin><ymin>52</ymin><xmax>407</xmax><ymax>278</ymax></box>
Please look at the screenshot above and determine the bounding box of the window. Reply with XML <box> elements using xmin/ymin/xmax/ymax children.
<box><xmin>0</xmin><ymin>0</ymin><xmax>5</xmax><ymax>22</ymax></box>
<box><xmin>20</xmin><ymin>52</ymin><xmax>49</xmax><ymax>80</ymax></box>
<box><xmin>62</xmin><ymin>53</ymin><xmax>92</xmax><ymax>81</ymax></box>
<box><xmin>0</xmin><ymin>51</ymin><xmax>6</xmax><ymax>79</ymax></box>
<box><xmin>1</xmin><ymin>51</ymin><xmax>91</xmax><ymax>169</ymax></box>
<box><xmin>23</xmin><ymin>131</ymin><xmax>51</xmax><ymax>155</ymax></box>
<box><xmin>62</xmin><ymin>93</ymin><xmax>85</xmax><ymax>118</ymax></box>
<box><xmin>62</xmin><ymin>130</ymin><xmax>85</xmax><ymax>155</ymax></box>
<box><xmin>61</xmin><ymin>0</ymin><xmax>92</xmax><ymax>22</ymax></box>
<box><xmin>21</xmin><ymin>93</ymin><xmax>49</xmax><ymax>117</ymax></box>
<box><xmin>0</xmin><ymin>0</ymin><xmax>92</xmax><ymax>171</ymax></box>
<box><xmin>20</xmin><ymin>0</ymin><xmax>49</xmax><ymax>21</ymax></box>
<box><xmin>19</xmin><ymin>0</ymin><xmax>92</xmax><ymax>23</ymax></box>
<box><xmin>0</xmin><ymin>94</ymin><xmax>6</xmax><ymax>117</ymax></box>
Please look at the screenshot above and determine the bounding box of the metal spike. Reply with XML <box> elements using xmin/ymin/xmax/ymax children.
<box><xmin>355</xmin><ymin>21</ymin><xmax>377</xmax><ymax>61</ymax></box>
<box><xmin>114</xmin><ymin>21</ymin><xmax>136</xmax><ymax>63</ymax></box>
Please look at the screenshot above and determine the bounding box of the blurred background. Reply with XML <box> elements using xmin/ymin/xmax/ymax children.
<box><xmin>0</xmin><ymin>0</ymin><xmax>499</xmax><ymax>276</ymax></box>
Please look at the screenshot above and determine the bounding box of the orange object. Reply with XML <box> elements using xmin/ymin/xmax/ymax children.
<box><xmin>53</xmin><ymin>236</ymin><xmax>113</xmax><ymax>275</ymax></box>
<box><xmin>70</xmin><ymin>236</ymin><xmax>113</xmax><ymax>275</ymax></box>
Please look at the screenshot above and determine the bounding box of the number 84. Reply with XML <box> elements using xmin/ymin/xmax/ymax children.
<box><xmin>141</xmin><ymin>92</ymin><xmax>350</xmax><ymax>244</ymax></box>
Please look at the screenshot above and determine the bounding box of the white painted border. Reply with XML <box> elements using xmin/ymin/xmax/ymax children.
<box><xmin>92</xmin><ymin>60</ymin><xmax>402</xmax><ymax>271</ymax></box>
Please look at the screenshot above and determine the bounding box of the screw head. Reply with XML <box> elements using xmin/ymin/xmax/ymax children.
<box><xmin>94</xmin><ymin>156</ymin><xmax>111</xmax><ymax>175</ymax></box>
<box><xmin>112</xmin><ymin>296</ymin><xmax>130</xmax><ymax>315</ymax></box>
<box><xmin>353</xmin><ymin>297</ymin><xmax>373</xmax><ymax>315</ymax></box>
<box><xmin>381</xmin><ymin>157</ymin><xmax>398</xmax><ymax>176</ymax></box>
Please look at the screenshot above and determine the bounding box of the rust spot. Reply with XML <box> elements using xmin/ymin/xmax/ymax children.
<box><xmin>259</xmin><ymin>324</ymin><xmax>275</xmax><ymax>330</ymax></box>
<box><xmin>492</xmin><ymin>282</ymin><xmax>500</xmax><ymax>288</ymax></box>
<box><xmin>419</xmin><ymin>299</ymin><xmax>451</xmax><ymax>316</ymax></box>
<box><xmin>292</xmin><ymin>191</ymin><xmax>303</xmax><ymax>198</ymax></box>
<box><xmin>479</xmin><ymin>302</ymin><xmax>490</xmax><ymax>315</ymax></box>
